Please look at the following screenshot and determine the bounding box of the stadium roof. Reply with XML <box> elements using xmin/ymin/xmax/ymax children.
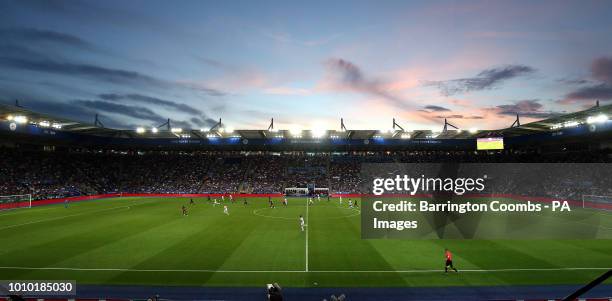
<box><xmin>0</xmin><ymin>101</ymin><xmax>610</xmax><ymax>140</ymax></box>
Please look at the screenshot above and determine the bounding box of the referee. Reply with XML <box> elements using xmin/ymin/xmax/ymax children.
<box><xmin>444</xmin><ymin>248</ymin><xmax>458</xmax><ymax>273</ymax></box>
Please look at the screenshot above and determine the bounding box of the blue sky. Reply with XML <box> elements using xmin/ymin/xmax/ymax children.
<box><xmin>1</xmin><ymin>0</ymin><xmax>612</xmax><ymax>131</ymax></box>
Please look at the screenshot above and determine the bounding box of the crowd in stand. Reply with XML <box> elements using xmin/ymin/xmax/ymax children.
<box><xmin>0</xmin><ymin>148</ymin><xmax>610</xmax><ymax>201</ymax></box>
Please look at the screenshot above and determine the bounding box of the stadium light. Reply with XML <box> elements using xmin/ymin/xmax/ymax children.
<box><xmin>136</xmin><ymin>127</ymin><xmax>146</xmax><ymax>134</ymax></box>
<box><xmin>469</xmin><ymin>128</ymin><xmax>478</xmax><ymax>134</ymax></box>
<box><xmin>38</xmin><ymin>120</ymin><xmax>50</xmax><ymax>127</ymax></box>
<box><xmin>225</xmin><ymin>127</ymin><xmax>234</xmax><ymax>134</ymax></box>
<box><xmin>171</xmin><ymin>128</ymin><xmax>183</xmax><ymax>133</ymax></box>
<box><xmin>6</xmin><ymin>115</ymin><xmax>14</xmax><ymax>121</ymax></box>
<box><xmin>51</xmin><ymin>123</ymin><xmax>62</xmax><ymax>129</ymax></box>
<box><xmin>289</xmin><ymin>126</ymin><xmax>302</xmax><ymax>137</ymax></box>
<box><xmin>311</xmin><ymin>129</ymin><xmax>326</xmax><ymax>139</ymax></box>
<box><xmin>586</xmin><ymin>114</ymin><xmax>608</xmax><ymax>124</ymax></box>
<box><xmin>151</xmin><ymin>127</ymin><xmax>158</xmax><ymax>133</ymax></box>
<box><xmin>13</xmin><ymin>115</ymin><xmax>28</xmax><ymax>124</ymax></box>
<box><xmin>564</xmin><ymin>121</ymin><xmax>579</xmax><ymax>128</ymax></box>
<box><xmin>400</xmin><ymin>133</ymin><xmax>411</xmax><ymax>139</ymax></box>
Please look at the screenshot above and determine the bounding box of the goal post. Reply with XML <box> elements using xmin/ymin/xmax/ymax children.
<box><xmin>0</xmin><ymin>194</ymin><xmax>32</xmax><ymax>211</ymax></box>
<box><xmin>582</xmin><ymin>194</ymin><xmax>612</xmax><ymax>210</ymax></box>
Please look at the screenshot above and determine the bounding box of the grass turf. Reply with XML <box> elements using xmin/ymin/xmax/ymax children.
<box><xmin>0</xmin><ymin>197</ymin><xmax>610</xmax><ymax>287</ymax></box>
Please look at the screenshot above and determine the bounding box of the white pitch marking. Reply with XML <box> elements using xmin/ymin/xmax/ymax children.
<box><xmin>305</xmin><ymin>197</ymin><xmax>309</xmax><ymax>272</ymax></box>
<box><xmin>0</xmin><ymin>266</ymin><xmax>609</xmax><ymax>273</ymax></box>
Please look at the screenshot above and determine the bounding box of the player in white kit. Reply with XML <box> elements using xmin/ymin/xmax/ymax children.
<box><xmin>299</xmin><ymin>215</ymin><xmax>305</xmax><ymax>231</ymax></box>
<box><xmin>223</xmin><ymin>205</ymin><xmax>229</xmax><ymax>215</ymax></box>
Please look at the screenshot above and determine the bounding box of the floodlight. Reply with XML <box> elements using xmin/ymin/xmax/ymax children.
<box><xmin>136</xmin><ymin>127</ymin><xmax>146</xmax><ymax>134</ymax></box>
<box><xmin>225</xmin><ymin>127</ymin><xmax>234</xmax><ymax>134</ymax></box>
<box><xmin>586</xmin><ymin>114</ymin><xmax>608</xmax><ymax>124</ymax></box>
<box><xmin>151</xmin><ymin>127</ymin><xmax>158</xmax><ymax>133</ymax></box>
<box><xmin>289</xmin><ymin>127</ymin><xmax>302</xmax><ymax>137</ymax></box>
<box><xmin>51</xmin><ymin>123</ymin><xmax>62</xmax><ymax>129</ymax></box>
<box><xmin>6</xmin><ymin>115</ymin><xmax>14</xmax><ymax>121</ymax></box>
<box><xmin>171</xmin><ymin>128</ymin><xmax>183</xmax><ymax>133</ymax></box>
<box><xmin>38</xmin><ymin>121</ymin><xmax>50</xmax><ymax>127</ymax></box>
<box><xmin>400</xmin><ymin>133</ymin><xmax>411</xmax><ymax>139</ymax></box>
<box><xmin>310</xmin><ymin>128</ymin><xmax>327</xmax><ymax>139</ymax></box>
<box><xmin>469</xmin><ymin>128</ymin><xmax>478</xmax><ymax>134</ymax></box>
<box><xmin>13</xmin><ymin>115</ymin><xmax>27</xmax><ymax>124</ymax></box>
<box><xmin>563</xmin><ymin>121</ymin><xmax>579</xmax><ymax>128</ymax></box>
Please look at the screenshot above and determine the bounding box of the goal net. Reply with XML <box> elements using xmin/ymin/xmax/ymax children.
<box><xmin>582</xmin><ymin>195</ymin><xmax>612</xmax><ymax>211</ymax></box>
<box><xmin>0</xmin><ymin>194</ymin><xmax>32</xmax><ymax>211</ymax></box>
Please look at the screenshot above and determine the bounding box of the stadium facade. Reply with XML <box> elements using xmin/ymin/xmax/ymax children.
<box><xmin>1</xmin><ymin>102</ymin><xmax>611</xmax><ymax>152</ymax></box>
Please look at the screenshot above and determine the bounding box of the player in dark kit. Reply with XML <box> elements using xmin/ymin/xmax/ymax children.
<box><xmin>243</xmin><ymin>198</ymin><xmax>248</xmax><ymax>205</ymax></box>
<box><xmin>444</xmin><ymin>248</ymin><xmax>458</xmax><ymax>273</ymax></box>
<box><xmin>181</xmin><ymin>205</ymin><xmax>188</xmax><ymax>216</ymax></box>
<box><xmin>190</xmin><ymin>198</ymin><xmax>195</xmax><ymax>205</ymax></box>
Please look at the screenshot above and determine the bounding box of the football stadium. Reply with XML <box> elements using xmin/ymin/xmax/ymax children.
<box><xmin>1</xmin><ymin>1</ymin><xmax>612</xmax><ymax>301</ymax></box>
<box><xmin>1</xmin><ymin>101</ymin><xmax>611</xmax><ymax>300</ymax></box>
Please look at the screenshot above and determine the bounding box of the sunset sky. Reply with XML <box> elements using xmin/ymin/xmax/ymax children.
<box><xmin>1</xmin><ymin>0</ymin><xmax>612</xmax><ymax>131</ymax></box>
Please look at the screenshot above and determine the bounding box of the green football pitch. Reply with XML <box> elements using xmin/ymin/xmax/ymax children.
<box><xmin>0</xmin><ymin>197</ymin><xmax>610</xmax><ymax>287</ymax></box>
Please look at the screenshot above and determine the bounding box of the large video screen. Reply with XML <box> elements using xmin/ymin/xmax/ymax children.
<box><xmin>477</xmin><ymin>137</ymin><xmax>504</xmax><ymax>150</ymax></box>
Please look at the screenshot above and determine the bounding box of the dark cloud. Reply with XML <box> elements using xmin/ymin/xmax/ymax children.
<box><xmin>565</xmin><ymin>84</ymin><xmax>612</xmax><ymax>101</ymax></box>
<box><xmin>98</xmin><ymin>93</ymin><xmax>217</xmax><ymax>127</ymax></box>
<box><xmin>0</xmin><ymin>96</ymin><xmax>128</xmax><ymax>128</ymax></box>
<box><xmin>179</xmin><ymin>82</ymin><xmax>226</xmax><ymax>97</ymax></box>
<box><xmin>556</xmin><ymin>78</ymin><xmax>590</xmax><ymax>85</ymax></box>
<box><xmin>423</xmin><ymin>105</ymin><xmax>450</xmax><ymax>112</ymax></box>
<box><xmin>494</xmin><ymin>99</ymin><xmax>561</xmax><ymax>119</ymax></box>
<box><xmin>0</xmin><ymin>44</ymin><xmax>55</xmax><ymax>60</ymax></box>
<box><xmin>0</xmin><ymin>27</ymin><xmax>95</xmax><ymax>50</ymax></box>
<box><xmin>563</xmin><ymin>57</ymin><xmax>612</xmax><ymax>103</ymax></box>
<box><xmin>434</xmin><ymin>114</ymin><xmax>484</xmax><ymax>119</ymax></box>
<box><xmin>0</xmin><ymin>56</ymin><xmax>166</xmax><ymax>87</ymax></box>
<box><xmin>0</xmin><ymin>45</ymin><xmax>225</xmax><ymax>97</ymax></box>
<box><xmin>325</xmin><ymin>58</ymin><xmax>411</xmax><ymax>108</ymax></box>
<box><xmin>99</xmin><ymin>93</ymin><xmax>203</xmax><ymax>115</ymax></box>
<box><xmin>4</xmin><ymin>96</ymin><xmax>217</xmax><ymax>129</ymax></box>
<box><xmin>70</xmin><ymin>100</ymin><xmax>167</xmax><ymax>124</ymax></box>
<box><xmin>426</xmin><ymin>65</ymin><xmax>536</xmax><ymax>96</ymax></box>
<box><xmin>591</xmin><ymin>57</ymin><xmax>612</xmax><ymax>84</ymax></box>
<box><xmin>189</xmin><ymin>117</ymin><xmax>217</xmax><ymax>128</ymax></box>
<box><xmin>7</xmin><ymin>0</ymin><xmax>198</xmax><ymax>42</ymax></box>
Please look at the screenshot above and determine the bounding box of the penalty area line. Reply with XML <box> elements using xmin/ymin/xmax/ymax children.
<box><xmin>0</xmin><ymin>267</ymin><xmax>609</xmax><ymax>273</ymax></box>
